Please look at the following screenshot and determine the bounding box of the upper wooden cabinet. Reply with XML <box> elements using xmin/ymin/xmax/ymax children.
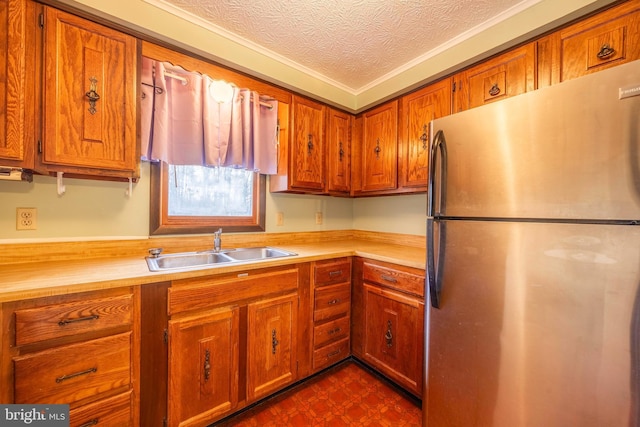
<box><xmin>38</xmin><ymin>6</ymin><xmax>139</xmax><ymax>180</ymax></box>
<box><xmin>538</xmin><ymin>0</ymin><xmax>640</xmax><ymax>87</ymax></box>
<box><xmin>0</xmin><ymin>0</ymin><xmax>36</xmax><ymax>169</ymax></box>
<box><xmin>289</xmin><ymin>95</ymin><xmax>325</xmax><ymax>192</ymax></box>
<box><xmin>398</xmin><ymin>78</ymin><xmax>452</xmax><ymax>190</ymax></box>
<box><xmin>352</xmin><ymin>100</ymin><xmax>399</xmax><ymax>195</ymax></box>
<box><xmin>453</xmin><ymin>43</ymin><xmax>536</xmax><ymax>112</ymax></box>
<box><xmin>326</xmin><ymin>108</ymin><xmax>352</xmax><ymax>195</ymax></box>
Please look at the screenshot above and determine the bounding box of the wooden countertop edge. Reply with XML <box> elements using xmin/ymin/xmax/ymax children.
<box><xmin>0</xmin><ymin>239</ymin><xmax>426</xmax><ymax>303</ymax></box>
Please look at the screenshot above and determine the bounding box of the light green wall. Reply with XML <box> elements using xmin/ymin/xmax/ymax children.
<box><xmin>0</xmin><ymin>163</ymin><xmax>425</xmax><ymax>242</ymax></box>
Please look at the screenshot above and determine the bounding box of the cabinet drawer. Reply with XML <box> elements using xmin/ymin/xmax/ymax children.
<box><xmin>314</xmin><ymin>283</ymin><xmax>350</xmax><ymax>322</ymax></box>
<box><xmin>363</xmin><ymin>262</ymin><xmax>424</xmax><ymax>297</ymax></box>
<box><xmin>70</xmin><ymin>391</ymin><xmax>133</xmax><ymax>427</ymax></box>
<box><xmin>15</xmin><ymin>294</ymin><xmax>133</xmax><ymax>346</ymax></box>
<box><xmin>169</xmin><ymin>268</ymin><xmax>298</xmax><ymax>315</ymax></box>
<box><xmin>314</xmin><ymin>315</ymin><xmax>350</xmax><ymax>348</ymax></box>
<box><xmin>314</xmin><ymin>258</ymin><xmax>351</xmax><ymax>286</ymax></box>
<box><xmin>14</xmin><ymin>332</ymin><xmax>131</xmax><ymax>405</ymax></box>
<box><xmin>313</xmin><ymin>338</ymin><xmax>349</xmax><ymax>371</ymax></box>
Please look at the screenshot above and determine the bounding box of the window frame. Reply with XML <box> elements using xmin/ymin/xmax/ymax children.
<box><xmin>149</xmin><ymin>162</ymin><xmax>266</xmax><ymax>235</ymax></box>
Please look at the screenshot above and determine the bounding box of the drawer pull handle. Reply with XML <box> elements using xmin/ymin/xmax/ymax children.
<box><xmin>597</xmin><ymin>43</ymin><xmax>616</xmax><ymax>60</ymax></box>
<box><xmin>58</xmin><ymin>314</ymin><xmax>99</xmax><ymax>326</ymax></box>
<box><xmin>380</xmin><ymin>274</ymin><xmax>397</xmax><ymax>283</ymax></box>
<box><xmin>78</xmin><ymin>419</ymin><xmax>99</xmax><ymax>427</ymax></box>
<box><xmin>329</xmin><ymin>270</ymin><xmax>343</xmax><ymax>277</ymax></box>
<box><xmin>327</xmin><ymin>299</ymin><xmax>340</xmax><ymax>305</ymax></box>
<box><xmin>327</xmin><ymin>349</ymin><xmax>341</xmax><ymax>358</ymax></box>
<box><xmin>56</xmin><ymin>367</ymin><xmax>97</xmax><ymax>383</ymax></box>
<box><xmin>328</xmin><ymin>327</ymin><xmax>342</xmax><ymax>335</ymax></box>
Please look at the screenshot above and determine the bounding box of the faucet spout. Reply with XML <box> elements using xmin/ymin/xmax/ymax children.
<box><xmin>213</xmin><ymin>228</ymin><xmax>222</xmax><ymax>252</ymax></box>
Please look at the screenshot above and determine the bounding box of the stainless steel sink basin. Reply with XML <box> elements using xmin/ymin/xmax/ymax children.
<box><xmin>146</xmin><ymin>247</ymin><xmax>297</xmax><ymax>272</ymax></box>
<box><xmin>146</xmin><ymin>251</ymin><xmax>234</xmax><ymax>271</ymax></box>
<box><xmin>223</xmin><ymin>247</ymin><xmax>296</xmax><ymax>261</ymax></box>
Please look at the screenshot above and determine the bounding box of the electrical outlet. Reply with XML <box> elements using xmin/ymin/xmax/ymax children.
<box><xmin>16</xmin><ymin>208</ymin><xmax>37</xmax><ymax>230</ymax></box>
<box><xmin>276</xmin><ymin>212</ymin><xmax>284</xmax><ymax>226</ymax></box>
<box><xmin>315</xmin><ymin>212</ymin><xmax>323</xmax><ymax>225</ymax></box>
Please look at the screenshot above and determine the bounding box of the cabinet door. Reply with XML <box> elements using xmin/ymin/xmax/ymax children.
<box><xmin>559</xmin><ymin>1</ymin><xmax>640</xmax><ymax>82</ymax></box>
<box><xmin>360</xmin><ymin>100</ymin><xmax>398</xmax><ymax>192</ymax></box>
<box><xmin>0</xmin><ymin>0</ymin><xmax>36</xmax><ymax>167</ymax></box>
<box><xmin>399</xmin><ymin>79</ymin><xmax>451</xmax><ymax>189</ymax></box>
<box><xmin>247</xmin><ymin>293</ymin><xmax>298</xmax><ymax>401</ymax></box>
<box><xmin>363</xmin><ymin>284</ymin><xmax>424</xmax><ymax>396</ymax></box>
<box><xmin>168</xmin><ymin>307</ymin><xmax>239</xmax><ymax>427</ymax></box>
<box><xmin>41</xmin><ymin>7</ymin><xmax>137</xmax><ymax>177</ymax></box>
<box><xmin>290</xmin><ymin>95</ymin><xmax>325</xmax><ymax>191</ymax></box>
<box><xmin>453</xmin><ymin>44</ymin><xmax>536</xmax><ymax>112</ymax></box>
<box><xmin>326</xmin><ymin>108</ymin><xmax>351</xmax><ymax>194</ymax></box>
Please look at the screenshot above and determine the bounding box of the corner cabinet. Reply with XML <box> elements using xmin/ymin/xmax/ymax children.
<box><xmin>37</xmin><ymin>6</ymin><xmax>139</xmax><ymax>180</ymax></box>
<box><xmin>326</xmin><ymin>108</ymin><xmax>352</xmax><ymax>195</ymax></box>
<box><xmin>351</xmin><ymin>257</ymin><xmax>425</xmax><ymax>397</ymax></box>
<box><xmin>352</xmin><ymin>100</ymin><xmax>399</xmax><ymax>195</ymax></box>
<box><xmin>0</xmin><ymin>0</ymin><xmax>37</xmax><ymax>168</ymax></box>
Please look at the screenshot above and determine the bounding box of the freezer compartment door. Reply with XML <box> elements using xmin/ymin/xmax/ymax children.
<box><xmin>430</xmin><ymin>59</ymin><xmax>640</xmax><ymax>221</ymax></box>
<box><xmin>425</xmin><ymin>220</ymin><xmax>640</xmax><ymax>427</ymax></box>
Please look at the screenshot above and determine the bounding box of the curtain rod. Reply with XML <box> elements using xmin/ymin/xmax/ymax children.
<box><xmin>163</xmin><ymin>71</ymin><xmax>275</xmax><ymax>109</ymax></box>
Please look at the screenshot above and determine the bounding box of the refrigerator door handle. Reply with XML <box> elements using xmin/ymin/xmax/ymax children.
<box><xmin>427</xmin><ymin>130</ymin><xmax>447</xmax><ymax>309</ymax></box>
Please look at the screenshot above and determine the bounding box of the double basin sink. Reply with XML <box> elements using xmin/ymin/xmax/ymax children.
<box><xmin>146</xmin><ymin>246</ymin><xmax>297</xmax><ymax>272</ymax></box>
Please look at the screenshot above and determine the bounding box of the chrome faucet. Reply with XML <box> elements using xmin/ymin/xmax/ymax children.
<box><xmin>213</xmin><ymin>228</ymin><xmax>222</xmax><ymax>252</ymax></box>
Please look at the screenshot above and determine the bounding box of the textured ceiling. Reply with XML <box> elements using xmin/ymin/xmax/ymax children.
<box><xmin>149</xmin><ymin>0</ymin><xmax>534</xmax><ymax>92</ymax></box>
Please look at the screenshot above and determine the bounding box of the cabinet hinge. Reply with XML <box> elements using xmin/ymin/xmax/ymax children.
<box><xmin>163</xmin><ymin>417</ymin><xmax>167</xmax><ymax>427</ymax></box>
<box><xmin>163</xmin><ymin>329</ymin><xmax>168</xmax><ymax>344</ymax></box>
<box><xmin>38</xmin><ymin>13</ymin><xmax>44</xmax><ymax>28</ymax></box>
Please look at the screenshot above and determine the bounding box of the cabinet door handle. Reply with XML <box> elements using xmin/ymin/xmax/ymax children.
<box><xmin>78</xmin><ymin>419</ymin><xmax>99</xmax><ymax>427</ymax></box>
<box><xmin>58</xmin><ymin>314</ymin><xmax>99</xmax><ymax>326</ymax></box>
<box><xmin>307</xmin><ymin>134</ymin><xmax>314</xmax><ymax>154</ymax></box>
<box><xmin>56</xmin><ymin>367</ymin><xmax>97</xmax><ymax>383</ymax></box>
<box><xmin>329</xmin><ymin>270</ymin><xmax>343</xmax><ymax>277</ymax></box>
<box><xmin>272</xmin><ymin>329</ymin><xmax>279</xmax><ymax>354</ymax></box>
<box><xmin>85</xmin><ymin>76</ymin><xmax>100</xmax><ymax>115</ymax></box>
<box><xmin>488</xmin><ymin>83</ymin><xmax>501</xmax><ymax>97</ymax></box>
<box><xmin>374</xmin><ymin>138</ymin><xmax>381</xmax><ymax>159</ymax></box>
<box><xmin>419</xmin><ymin>124</ymin><xmax>428</xmax><ymax>150</ymax></box>
<box><xmin>328</xmin><ymin>327</ymin><xmax>342</xmax><ymax>335</ymax></box>
<box><xmin>338</xmin><ymin>142</ymin><xmax>345</xmax><ymax>161</ymax></box>
<box><xmin>327</xmin><ymin>298</ymin><xmax>340</xmax><ymax>305</ymax></box>
<box><xmin>203</xmin><ymin>349</ymin><xmax>211</xmax><ymax>381</ymax></box>
<box><xmin>385</xmin><ymin>320</ymin><xmax>393</xmax><ymax>348</ymax></box>
<box><xmin>380</xmin><ymin>274</ymin><xmax>397</xmax><ymax>283</ymax></box>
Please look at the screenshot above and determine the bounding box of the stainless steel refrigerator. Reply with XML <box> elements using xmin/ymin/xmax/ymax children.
<box><xmin>425</xmin><ymin>59</ymin><xmax>640</xmax><ymax>427</ymax></box>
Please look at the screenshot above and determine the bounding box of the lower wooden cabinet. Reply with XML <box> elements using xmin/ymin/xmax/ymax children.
<box><xmin>247</xmin><ymin>293</ymin><xmax>298</xmax><ymax>401</ymax></box>
<box><xmin>0</xmin><ymin>287</ymin><xmax>139</xmax><ymax>426</ymax></box>
<box><xmin>311</xmin><ymin>258</ymin><xmax>352</xmax><ymax>372</ymax></box>
<box><xmin>141</xmin><ymin>265</ymin><xmax>306</xmax><ymax>427</ymax></box>
<box><xmin>352</xmin><ymin>257</ymin><xmax>425</xmax><ymax>397</ymax></box>
<box><xmin>167</xmin><ymin>307</ymin><xmax>240</xmax><ymax>427</ymax></box>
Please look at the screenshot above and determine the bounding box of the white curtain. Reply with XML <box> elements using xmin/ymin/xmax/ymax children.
<box><xmin>140</xmin><ymin>57</ymin><xmax>278</xmax><ymax>174</ymax></box>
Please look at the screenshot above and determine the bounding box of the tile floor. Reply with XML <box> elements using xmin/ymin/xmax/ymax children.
<box><xmin>215</xmin><ymin>360</ymin><xmax>422</xmax><ymax>426</ymax></box>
